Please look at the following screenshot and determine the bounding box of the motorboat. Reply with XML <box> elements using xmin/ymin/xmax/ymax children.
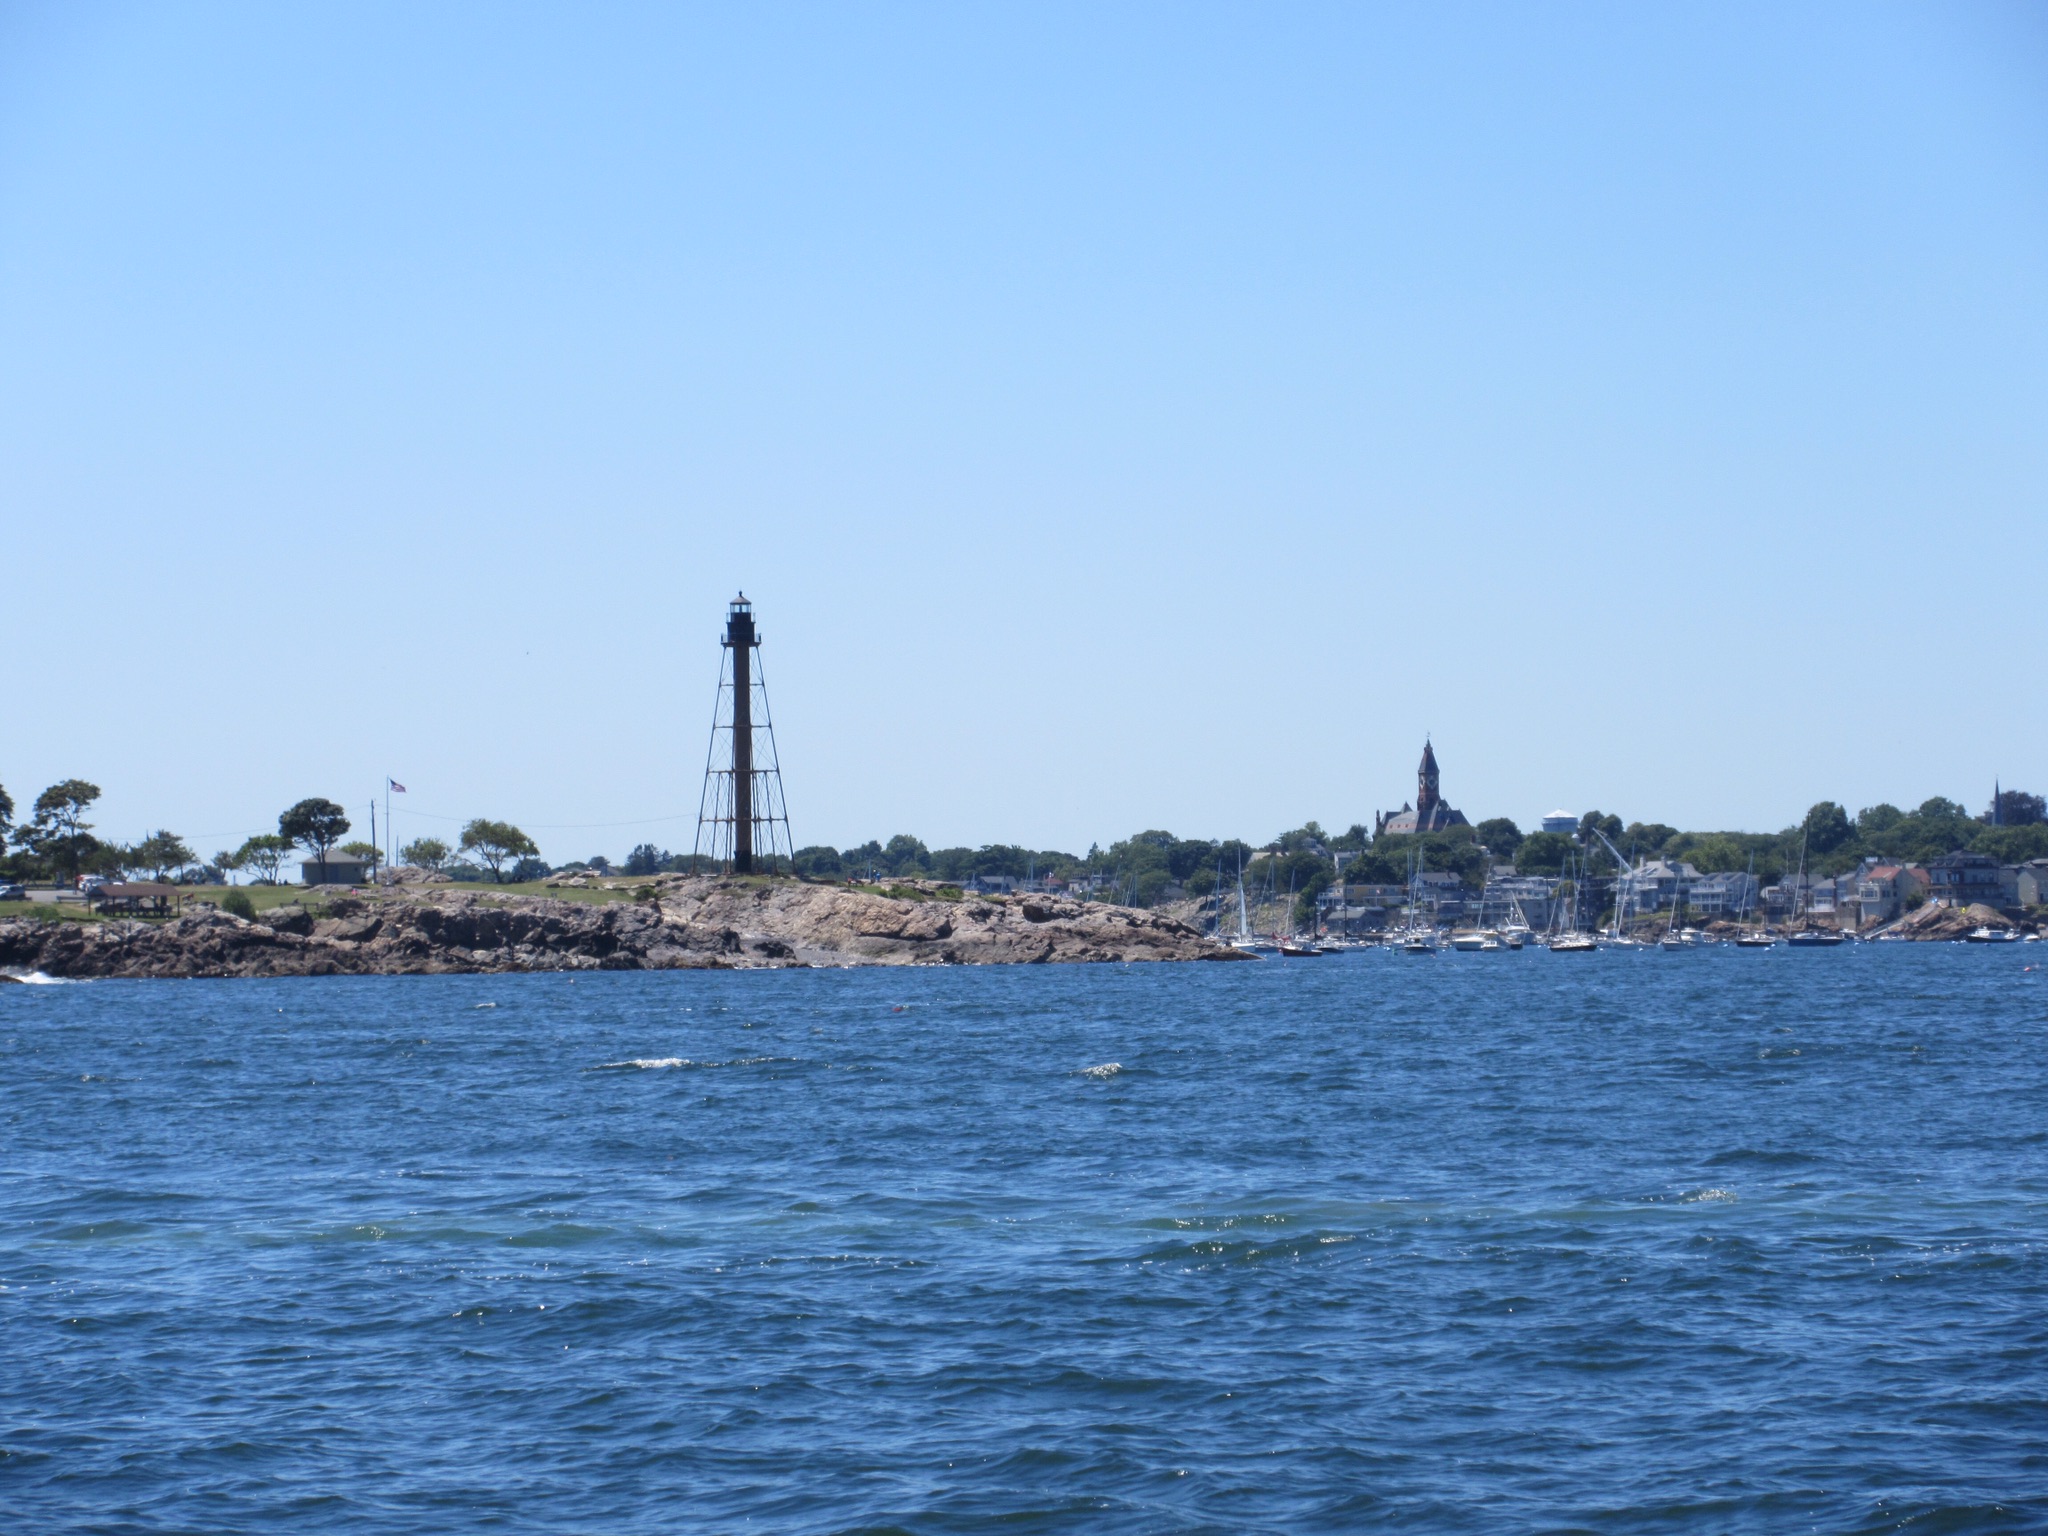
<box><xmin>1402</xmin><ymin>933</ymin><xmax>1437</xmax><ymax>955</ymax></box>
<box><xmin>1547</xmin><ymin>934</ymin><xmax>1598</xmax><ymax>953</ymax></box>
<box><xmin>1735</xmin><ymin>932</ymin><xmax>1776</xmax><ymax>948</ymax></box>
<box><xmin>1964</xmin><ymin>926</ymin><xmax>2018</xmax><ymax>944</ymax></box>
<box><xmin>1449</xmin><ymin>930</ymin><xmax>1495</xmax><ymax>952</ymax></box>
<box><xmin>1786</xmin><ymin>929</ymin><xmax>1845</xmax><ymax>947</ymax></box>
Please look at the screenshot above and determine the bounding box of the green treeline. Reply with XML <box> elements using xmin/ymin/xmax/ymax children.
<box><xmin>789</xmin><ymin>790</ymin><xmax>2048</xmax><ymax>913</ymax></box>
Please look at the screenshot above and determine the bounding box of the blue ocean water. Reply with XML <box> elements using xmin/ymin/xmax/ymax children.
<box><xmin>3</xmin><ymin>947</ymin><xmax>2046</xmax><ymax>1534</ymax></box>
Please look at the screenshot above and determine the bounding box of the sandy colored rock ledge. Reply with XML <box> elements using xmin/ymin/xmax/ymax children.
<box><xmin>0</xmin><ymin>878</ymin><xmax>1249</xmax><ymax>980</ymax></box>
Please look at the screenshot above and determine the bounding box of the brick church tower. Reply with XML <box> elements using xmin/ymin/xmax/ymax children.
<box><xmin>1416</xmin><ymin>739</ymin><xmax>1442</xmax><ymax>820</ymax></box>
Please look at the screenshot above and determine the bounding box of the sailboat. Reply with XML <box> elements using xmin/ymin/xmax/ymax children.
<box><xmin>1785</xmin><ymin>834</ymin><xmax>1845</xmax><ymax>947</ymax></box>
<box><xmin>1401</xmin><ymin>846</ymin><xmax>1436</xmax><ymax>954</ymax></box>
<box><xmin>1229</xmin><ymin>854</ymin><xmax>1277</xmax><ymax>955</ymax></box>
<box><xmin>1734</xmin><ymin>853</ymin><xmax>1775</xmax><ymax>946</ymax></box>
<box><xmin>1498</xmin><ymin>891</ymin><xmax>1532</xmax><ymax>950</ymax></box>
<box><xmin>1451</xmin><ymin>866</ymin><xmax>1502</xmax><ymax>950</ymax></box>
<box><xmin>1277</xmin><ymin>867</ymin><xmax>1330</xmax><ymax>955</ymax></box>
<box><xmin>1547</xmin><ymin>852</ymin><xmax>1598</xmax><ymax>952</ymax></box>
<box><xmin>1659</xmin><ymin>866</ymin><xmax>1700</xmax><ymax>948</ymax></box>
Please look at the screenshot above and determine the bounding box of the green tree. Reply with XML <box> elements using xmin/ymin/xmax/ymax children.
<box><xmin>1801</xmin><ymin>801</ymin><xmax>1853</xmax><ymax>855</ymax></box>
<box><xmin>1514</xmin><ymin>831</ymin><xmax>1576</xmax><ymax>876</ymax></box>
<box><xmin>279</xmin><ymin>799</ymin><xmax>351</xmax><ymax>883</ymax></box>
<box><xmin>1623</xmin><ymin>822</ymin><xmax>1678</xmax><ymax>855</ymax></box>
<box><xmin>20</xmin><ymin>779</ymin><xmax>103</xmax><ymax>882</ymax></box>
<box><xmin>882</xmin><ymin>834</ymin><xmax>930</xmax><ymax>875</ymax></box>
<box><xmin>400</xmin><ymin>836</ymin><xmax>450</xmax><ymax>872</ymax></box>
<box><xmin>793</xmin><ymin>845</ymin><xmax>845</xmax><ymax>878</ymax></box>
<box><xmin>1577</xmin><ymin>810</ymin><xmax>1622</xmax><ymax>847</ymax></box>
<box><xmin>1975</xmin><ymin>825</ymin><xmax>2048</xmax><ymax>865</ymax></box>
<box><xmin>129</xmin><ymin>830</ymin><xmax>196</xmax><ymax>882</ymax></box>
<box><xmin>233</xmin><ymin>834</ymin><xmax>293</xmax><ymax>884</ymax></box>
<box><xmin>459</xmin><ymin>818</ymin><xmax>539</xmax><ymax>882</ymax></box>
<box><xmin>1474</xmin><ymin>817</ymin><xmax>1524</xmax><ymax>860</ymax></box>
<box><xmin>622</xmin><ymin>843</ymin><xmax>667</xmax><ymax>877</ymax></box>
<box><xmin>1987</xmin><ymin>788</ymin><xmax>2045</xmax><ymax>827</ymax></box>
<box><xmin>339</xmin><ymin>840</ymin><xmax>383</xmax><ymax>874</ymax></box>
<box><xmin>0</xmin><ymin>782</ymin><xmax>13</xmax><ymax>841</ymax></box>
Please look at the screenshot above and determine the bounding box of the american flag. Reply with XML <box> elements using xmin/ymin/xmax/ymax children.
<box><xmin>389</xmin><ymin>779</ymin><xmax>407</xmax><ymax>793</ymax></box>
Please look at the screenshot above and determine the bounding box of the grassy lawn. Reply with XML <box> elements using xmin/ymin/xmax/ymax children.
<box><xmin>0</xmin><ymin>874</ymin><xmax>897</xmax><ymax>925</ymax></box>
<box><xmin>0</xmin><ymin>880</ymin><xmax>646</xmax><ymax>923</ymax></box>
<box><xmin>229</xmin><ymin>880</ymin><xmax>644</xmax><ymax>908</ymax></box>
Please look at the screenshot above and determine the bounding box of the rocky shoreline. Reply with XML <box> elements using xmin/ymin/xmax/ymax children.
<box><xmin>0</xmin><ymin>877</ymin><xmax>1246</xmax><ymax>979</ymax></box>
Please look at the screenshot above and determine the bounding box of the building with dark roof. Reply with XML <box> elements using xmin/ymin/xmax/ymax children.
<box><xmin>301</xmin><ymin>851</ymin><xmax>376</xmax><ymax>886</ymax></box>
<box><xmin>1375</xmin><ymin>740</ymin><xmax>1472</xmax><ymax>836</ymax></box>
<box><xmin>1925</xmin><ymin>851</ymin><xmax>2004</xmax><ymax>908</ymax></box>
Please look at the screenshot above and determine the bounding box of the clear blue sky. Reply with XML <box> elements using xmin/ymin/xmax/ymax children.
<box><xmin>3</xmin><ymin>2</ymin><xmax>2044</xmax><ymax>863</ymax></box>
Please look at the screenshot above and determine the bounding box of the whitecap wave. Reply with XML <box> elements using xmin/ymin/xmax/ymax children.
<box><xmin>1680</xmin><ymin>1187</ymin><xmax>1738</xmax><ymax>1203</ymax></box>
<box><xmin>1077</xmin><ymin>1062</ymin><xmax>1123</xmax><ymax>1079</ymax></box>
<box><xmin>1</xmin><ymin>969</ymin><xmax>73</xmax><ymax>985</ymax></box>
<box><xmin>590</xmin><ymin>1054</ymin><xmax>796</xmax><ymax>1072</ymax></box>
<box><xmin>591</xmin><ymin>1057</ymin><xmax>697</xmax><ymax>1070</ymax></box>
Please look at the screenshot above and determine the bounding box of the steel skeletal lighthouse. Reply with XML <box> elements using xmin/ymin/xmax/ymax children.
<box><xmin>692</xmin><ymin>594</ymin><xmax>793</xmax><ymax>874</ymax></box>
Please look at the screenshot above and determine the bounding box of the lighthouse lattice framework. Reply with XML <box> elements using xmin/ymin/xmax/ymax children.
<box><xmin>692</xmin><ymin>593</ymin><xmax>793</xmax><ymax>874</ymax></box>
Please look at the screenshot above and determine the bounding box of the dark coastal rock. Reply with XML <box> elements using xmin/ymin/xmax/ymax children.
<box><xmin>0</xmin><ymin>879</ymin><xmax>1249</xmax><ymax>980</ymax></box>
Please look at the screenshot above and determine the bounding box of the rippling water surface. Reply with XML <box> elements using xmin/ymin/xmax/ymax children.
<box><xmin>4</xmin><ymin>947</ymin><xmax>2046</xmax><ymax>1533</ymax></box>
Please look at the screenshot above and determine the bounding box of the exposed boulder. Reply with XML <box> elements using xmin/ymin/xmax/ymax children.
<box><xmin>1882</xmin><ymin>901</ymin><xmax>2021</xmax><ymax>941</ymax></box>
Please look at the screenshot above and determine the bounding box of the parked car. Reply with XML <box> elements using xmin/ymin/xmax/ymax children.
<box><xmin>78</xmin><ymin>874</ymin><xmax>110</xmax><ymax>894</ymax></box>
<box><xmin>0</xmin><ymin>882</ymin><xmax>25</xmax><ymax>902</ymax></box>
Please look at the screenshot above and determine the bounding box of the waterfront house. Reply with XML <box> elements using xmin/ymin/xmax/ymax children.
<box><xmin>1622</xmin><ymin>860</ymin><xmax>1754</xmax><ymax>918</ymax></box>
<box><xmin>1852</xmin><ymin>864</ymin><xmax>1928</xmax><ymax>927</ymax></box>
<box><xmin>1478</xmin><ymin>874</ymin><xmax>1559</xmax><ymax>929</ymax></box>
<box><xmin>1925</xmin><ymin>852</ymin><xmax>2004</xmax><ymax>908</ymax></box>
<box><xmin>1415</xmin><ymin>869</ymin><xmax>1466</xmax><ymax>920</ymax></box>
<box><xmin>1684</xmin><ymin>870</ymin><xmax>1758</xmax><ymax>917</ymax></box>
<box><xmin>2015</xmin><ymin>860</ymin><xmax>2048</xmax><ymax>908</ymax></box>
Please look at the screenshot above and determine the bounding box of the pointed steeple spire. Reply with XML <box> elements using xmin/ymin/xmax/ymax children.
<box><xmin>1417</xmin><ymin>737</ymin><xmax>1441</xmax><ymax>819</ymax></box>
